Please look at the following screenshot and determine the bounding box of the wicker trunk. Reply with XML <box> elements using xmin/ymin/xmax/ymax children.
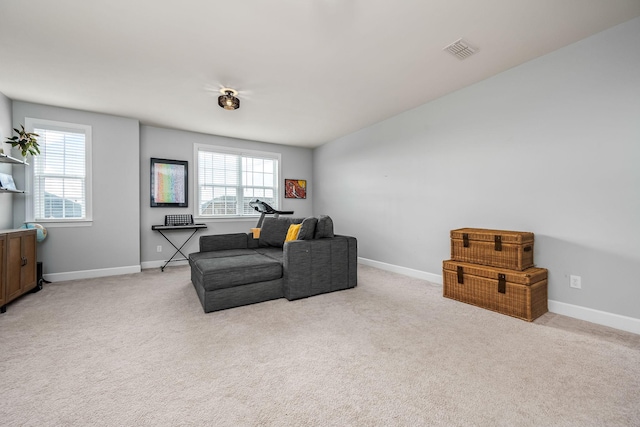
<box><xmin>450</xmin><ymin>228</ymin><xmax>534</xmax><ymax>271</ymax></box>
<box><xmin>443</xmin><ymin>260</ymin><xmax>548</xmax><ymax>322</ymax></box>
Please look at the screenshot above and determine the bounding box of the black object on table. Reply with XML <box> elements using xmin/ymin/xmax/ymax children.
<box><xmin>151</xmin><ymin>223</ymin><xmax>207</xmax><ymax>271</ymax></box>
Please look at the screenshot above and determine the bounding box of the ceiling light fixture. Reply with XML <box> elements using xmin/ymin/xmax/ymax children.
<box><xmin>218</xmin><ymin>88</ymin><xmax>240</xmax><ymax>110</ymax></box>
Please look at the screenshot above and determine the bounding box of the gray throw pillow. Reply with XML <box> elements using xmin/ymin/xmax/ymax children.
<box><xmin>314</xmin><ymin>215</ymin><xmax>334</xmax><ymax>239</ymax></box>
<box><xmin>297</xmin><ymin>217</ymin><xmax>318</xmax><ymax>240</ymax></box>
<box><xmin>259</xmin><ymin>217</ymin><xmax>304</xmax><ymax>247</ymax></box>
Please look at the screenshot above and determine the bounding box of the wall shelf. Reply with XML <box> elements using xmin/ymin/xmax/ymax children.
<box><xmin>0</xmin><ymin>153</ymin><xmax>28</xmax><ymax>193</ymax></box>
<box><xmin>0</xmin><ymin>153</ymin><xmax>29</xmax><ymax>165</ymax></box>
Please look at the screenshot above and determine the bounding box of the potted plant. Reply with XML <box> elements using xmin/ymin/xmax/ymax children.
<box><xmin>5</xmin><ymin>125</ymin><xmax>40</xmax><ymax>157</ymax></box>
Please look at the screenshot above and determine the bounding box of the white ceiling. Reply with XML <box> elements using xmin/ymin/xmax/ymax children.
<box><xmin>1</xmin><ymin>1</ymin><xmax>639</xmax><ymax>148</ymax></box>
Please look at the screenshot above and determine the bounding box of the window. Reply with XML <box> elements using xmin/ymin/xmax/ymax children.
<box><xmin>195</xmin><ymin>144</ymin><xmax>280</xmax><ymax>218</ymax></box>
<box><xmin>25</xmin><ymin>118</ymin><xmax>92</xmax><ymax>224</ymax></box>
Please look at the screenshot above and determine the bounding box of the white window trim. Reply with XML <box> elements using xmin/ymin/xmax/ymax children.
<box><xmin>193</xmin><ymin>143</ymin><xmax>282</xmax><ymax>221</ymax></box>
<box><xmin>24</xmin><ymin>117</ymin><xmax>93</xmax><ymax>227</ymax></box>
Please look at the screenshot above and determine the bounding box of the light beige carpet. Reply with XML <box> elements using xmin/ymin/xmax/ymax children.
<box><xmin>1</xmin><ymin>264</ymin><xmax>639</xmax><ymax>426</ymax></box>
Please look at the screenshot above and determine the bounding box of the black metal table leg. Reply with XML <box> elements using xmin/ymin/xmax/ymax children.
<box><xmin>151</xmin><ymin>223</ymin><xmax>208</xmax><ymax>271</ymax></box>
<box><xmin>156</xmin><ymin>228</ymin><xmax>200</xmax><ymax>272</ymax></box>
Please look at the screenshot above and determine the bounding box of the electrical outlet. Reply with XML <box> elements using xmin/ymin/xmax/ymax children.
<box><xmin>570</xmin><ymin>275</ymin><xmax>581</xmax><ymax>289</ymax></box>
<box><xmin>156</xmin><ymin>245</ymin><xmax>162</xmax><ymax>253</ymax></box>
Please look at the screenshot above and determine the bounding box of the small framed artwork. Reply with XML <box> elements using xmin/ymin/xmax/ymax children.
<box><xmin>150</xmin><ymin>158</ymin><xmax>188</xmax><ymax>207</ymax></box>
<box><xmin>285</xmin><ymin>179</ymin><xmax>307</xmax><ymax>199</ymax></box>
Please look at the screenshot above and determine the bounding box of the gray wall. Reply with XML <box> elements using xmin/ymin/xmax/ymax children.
<box><xmin>314</xmin><ymin>18</ymin><xmax>640</xmax><ymax>319</ymax></box>
<box><xmin>0</xmin><ymin>92</ymin><xmax>13</xmax><ymax>229</ymax></box>
<box><xmin>140</xmin><ymin>125</ymin><xmax>313</xmax><ymax>267</ymax></box>
<box><xmin>12</xmin><ymin>102</ymin><xmax>141</xmax><ymax>276</ymax></box>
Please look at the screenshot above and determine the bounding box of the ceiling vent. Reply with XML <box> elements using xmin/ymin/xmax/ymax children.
<box><xmin>443</xmin><ymin>39</ymin><xmax>477</xmax><ymax>60</ymax></box>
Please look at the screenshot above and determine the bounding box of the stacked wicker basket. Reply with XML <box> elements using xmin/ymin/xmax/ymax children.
<box><xmin>443</xmin><ymin>228</ymin><xmax>548</xmax><ymax>322</ymax></box>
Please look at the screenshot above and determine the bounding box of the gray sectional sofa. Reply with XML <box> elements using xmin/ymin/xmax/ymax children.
<box><xmin>188</xmin><ymin>215</ymin><xmax>357</xmax><ymax>312</ymax></box>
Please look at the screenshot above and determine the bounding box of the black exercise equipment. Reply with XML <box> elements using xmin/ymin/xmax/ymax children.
<box><xmin>249</xmin><ymin>199</ymin><xmax>294</xmax><ymax>228</ymax></box>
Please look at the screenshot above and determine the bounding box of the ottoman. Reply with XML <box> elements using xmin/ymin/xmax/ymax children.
<box><xmin>189</xmin><ymin>251</ymin><xmax>284</xmax><ymax>312</ymax></box>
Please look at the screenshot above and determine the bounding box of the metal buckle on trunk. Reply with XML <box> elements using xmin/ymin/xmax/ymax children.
<box><xmin>463</xmin><ymin>233</ymin><xmax>469</xmax><ymax>248</ymax></box>
<box><xmin>498</xmin><ymin>273</ymin><xmax>506</xmax><ymax>294</ymax></box>
<box><xmin>457</xmin><ymin>266</ymin><xmax>464</xmax><ymax>284</ymax></box>
<box><xmin>494</xmin><ymin>235</ymin><xmax>502</xmax><ymax>251</ymax></box>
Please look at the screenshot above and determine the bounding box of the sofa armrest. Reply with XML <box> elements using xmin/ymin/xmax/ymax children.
<box><xmin>199</xmin><ymin>233</ymin><xmax>251</xmax><ymax>252</ymax></box>
<box><xmin>282</xmin><ymin>235</ymin><xmax>357</xmax><ymax>300</ymax></box>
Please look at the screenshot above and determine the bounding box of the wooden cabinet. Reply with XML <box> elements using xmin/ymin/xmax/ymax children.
<box><xmin>0</xmin><ymin>234</ymin><xmax>5</xmax><ymax>310</ymax></box>
<box><xmin>1</xmin><ymin>229</ymin><xmax>37</xmax><ymax>313</ymax></box>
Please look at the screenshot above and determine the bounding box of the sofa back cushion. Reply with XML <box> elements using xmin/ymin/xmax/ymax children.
<box><xmin>297</xmin><ymin>217</ymin><xmax>318</xmax><ymax>240</ymax></box>
<box><xmin>200</xmin><ymin>233</ymin><xmax>249</xmax><ymax>252</ymax></box>
<box><xmin>314</xmin><ymin>215</ymin><xmax>335</xmax><ymax>239</ymax></box>
<box><xmin>259</xmin><ymin>217</ymin><xmax>305</xmax><ymax>247</ymax></box>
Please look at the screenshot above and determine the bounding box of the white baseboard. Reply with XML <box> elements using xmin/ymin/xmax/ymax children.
<box><xmin>44</xmin><ymin>265</ymin><xmax>141</xmax><ymax>283</ymax></box>
<box><xmin>358</xmin><ymin>257</ymin><xmax>443</xmax><ymax>284</ymax></box>
<box><xmin>140</xmin><ymin>259</ymin><xmax>190</xmax><ymax>270</ymax></box>
<box><xmin>358</xmin><ymin>257</ymin><xmax>639</xmax><ymax>335</ymax></box>
<box><xmin>548</xmin><ymin>300</ymin><xmax>640</xmax><ymax>335</ymax></box>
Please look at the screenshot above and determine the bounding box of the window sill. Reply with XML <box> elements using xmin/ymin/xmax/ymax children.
<box><xmin>194</xmin><ymin>216</ymin><xmax>259</xmax><ymax>223</ymax></box>
<box><xmin>28</xmin><ymin>220</ymin><xmax>93</xmax><ymax>228</ymax></box>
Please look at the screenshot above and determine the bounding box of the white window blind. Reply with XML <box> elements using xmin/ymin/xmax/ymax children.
<box><xmin>196</xmin><ymin>145</ymin><xmax>279</xmax><ymax>217</ymax></box>
<box><xmin>27</xmin><ymin>119</ymin><xmax>91</xmax><ymax>222</ymax></box>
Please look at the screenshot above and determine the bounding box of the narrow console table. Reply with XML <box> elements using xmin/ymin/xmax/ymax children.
<box><xmin>151</xmin><ymin>224</ymin><xmax>207</xmax><ymax>271</ymax></box>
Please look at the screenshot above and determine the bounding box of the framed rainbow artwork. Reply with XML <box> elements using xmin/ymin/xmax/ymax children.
<box><xmin>150</xmin><ymin>158</ymin><xmax>188</xmax><ymax>207</ymax></box>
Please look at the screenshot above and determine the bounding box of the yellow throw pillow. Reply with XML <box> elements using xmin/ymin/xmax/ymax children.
<box><xmin>285</xmin><ymin>223</ymin><xmax>302</xmax><ymax>242</ymax></box>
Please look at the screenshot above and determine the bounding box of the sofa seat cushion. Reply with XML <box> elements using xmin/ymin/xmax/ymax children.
<box><xmin>254</xmin><ymin>247</ymin><xmax>284</xmax><ymax>263</ymax></box>
<box><xmin>192</xmin><ymin>253</ymin><xmax>283</xmax><ymax>291</ymax></box>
